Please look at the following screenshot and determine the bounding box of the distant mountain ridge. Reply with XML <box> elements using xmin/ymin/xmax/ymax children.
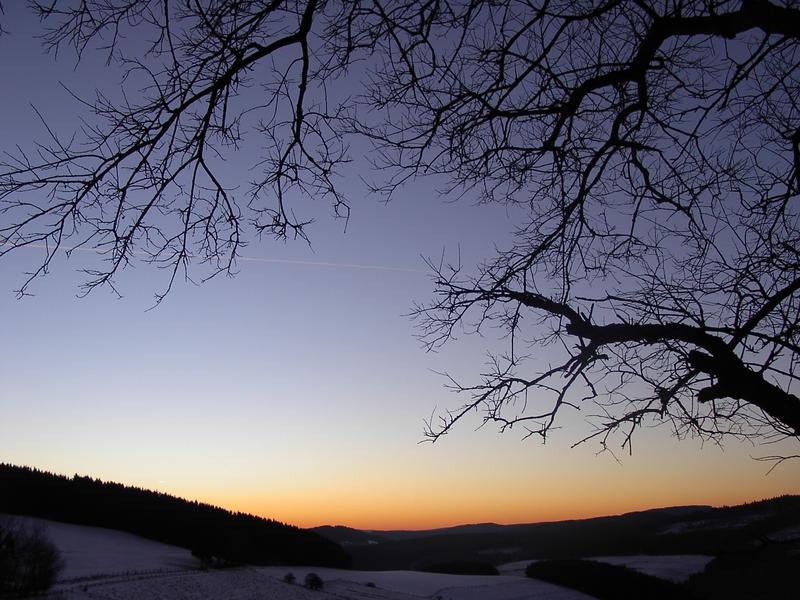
<box><xmin>311</xmin><ymin>525</ymin><xmax>388</xmax><ymax>546</ymax></box>
<box><xmin>313</xmin><ymin>505</ymin><xmax>713</xmax><ymax>544</ymax></box>
<box><xmin>0</xmin><ymin>463</ymin><xmax>350</xmax><ymax>568</ymax></box>
<box><xmin>314</xmin><ymin>497</ymin><xmax>800</xmax><ymax>570</ymax></box>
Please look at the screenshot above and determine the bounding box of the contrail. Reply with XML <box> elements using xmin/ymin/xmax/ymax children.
<box><xmin>235</xmin><ymin>254</ymin><xmax>427</xmax><ymax>273</ymax></box>
<box><xmin>1</xmin><ymin>242</ymin><xmax>428</xmax><ymax>274</ymax></box>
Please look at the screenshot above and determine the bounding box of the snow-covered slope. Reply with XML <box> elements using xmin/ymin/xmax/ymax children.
<box><xmin>259</xmin><ymin>566</ymin><xmax>596</xmax><ymax>600</ymax></box>
<box><xmin>1</xmin><ymin>513</ymin><xmax>200</xmax><ymax>580</ymax></box>
<box><xmin>3</xmin><ymin>514</ymin><xmax>595</xmax><ymax>599</ymax></box>
<box><xmin>6</xmin><ymin>512</ymin><xmax>714</xmax><ymax>598</ymax></box>
<box><xmin>590</xmin><ymin>554</ymin><xmax>713</xmax><ymax>582</ymax></box>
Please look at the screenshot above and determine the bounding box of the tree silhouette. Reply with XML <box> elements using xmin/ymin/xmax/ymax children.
<box><xmin>1</xmin><ymin>1</ymin><xmax>798</xmax><ymax>449</ymax></box>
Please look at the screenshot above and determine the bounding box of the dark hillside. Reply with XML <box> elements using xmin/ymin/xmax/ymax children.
<box><xmin>0</xmin><ymin>464</ymin><xmax>350</xmax><ymax>568</ymax></box>
<box><xmin>311</xmin><ymin>525</ymin><xmax>388</xmax><ymax>546</ymax></box>
<box><xmin>343</xmin><ymin>498</ymin><xmax>800</xmax><ymax>570</ymax></box>
<box><xmin>348</xmin><ymin>508</ymin><xmax>710</xmax><ymax>569</ymax></box>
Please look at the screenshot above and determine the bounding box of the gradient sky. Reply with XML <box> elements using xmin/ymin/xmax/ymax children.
<box><xmin>0</xmin><ymin>5</ymin><xmax>798</xmax><ymax>531</ymax></box>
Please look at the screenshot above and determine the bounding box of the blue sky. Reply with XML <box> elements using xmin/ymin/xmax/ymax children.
<box><xmin>0</xmin><ymin>4</ymin><xmax>797</xmax><ymax>529</ymax></box>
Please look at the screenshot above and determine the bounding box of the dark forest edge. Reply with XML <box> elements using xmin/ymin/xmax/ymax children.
<box><xmin>0</xmin><ymin>464</ymin><xmax>350</xmax><ymax>569</ymax></box>
<box><xmin>526</xmin><ymin>559</ymin><xmax>693</xmax><ymax>600</ymax></box>
<box><xmin>525</xmin><ymin>550</ymin><xmax>800</xmax><ymax>600</ymax></box>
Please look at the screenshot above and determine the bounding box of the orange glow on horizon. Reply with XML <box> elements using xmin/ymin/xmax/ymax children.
<box><xmin>212</xmin><ymin>488</ymin><xmax>793</xmax><ymax>531</ymax></box>
<box><xmin>207</xmin><ymin>476</ymin><xmax>800</xmax><ymax>531</ymax></box>
<box><xmin>9</xmin><ymin>426</ymin><xmax>800</xmax><ymax>533</ymax></box>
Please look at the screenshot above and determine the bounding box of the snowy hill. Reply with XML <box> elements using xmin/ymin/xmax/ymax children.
<box><xmin>2</xmin><ymin>514</ymin><xmax>597</xmax><ymax>600</ymax></box>
<box><xmin>1</xmin><ymin>514</ymin><xmax>200</xmax><ymax>580</ymax></box>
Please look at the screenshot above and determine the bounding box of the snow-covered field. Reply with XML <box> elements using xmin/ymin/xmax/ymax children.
<box><xmin>50</xmin><ymin>569</ymin><xmax>333</xmax><ymax>600</ymax></box>
<box><xmin>258</xmin><ymin>566</ymin><xmax>596</xmax><ymax>600</ymax></box>
<box><xmin>45</xmin><ymin>567</ymin><xmax>596</xmax><ymax>600</ymax></box>
<box><xmin>589</xmin><ymin>554</ymin><xmax>713</xmax><ymax>582</ymax></box>
<box><xmin>3</xmin><ymin>514</ymin><xmax>595</xmax><ymax>599</ymax></box>
<box><xmin>4</xmin><ymin>513</ymin><xmax>709</xmax><ymax>599</ymax></box>
<box><xmin>1</xmin><ymin>514</ymin><xmax>200</xmax><ymax>579</ymax></box>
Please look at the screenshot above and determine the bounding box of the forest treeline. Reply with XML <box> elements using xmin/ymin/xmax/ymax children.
<box><xmin>0</xmin><ymin>464</ymin><xmax>350</xmax><ymax>568</ymax></box>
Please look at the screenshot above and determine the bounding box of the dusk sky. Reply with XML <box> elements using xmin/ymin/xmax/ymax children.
<box><xmin>1</xmin><ymin>4</ymin><xmax>798</xmax><ymax>531</ymax></box>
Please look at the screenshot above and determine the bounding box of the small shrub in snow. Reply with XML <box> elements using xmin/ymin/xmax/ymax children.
<box><xmin>0</xmin><ymin>520</ymin><xmax>63</xmax><ymax>595</ymax></box>
<box><xmin>305</xmin><ymin>572</ymin><xmax>324</xmax><ymax>590</ymax></box>
<box><xmin>283</xmin><ymin>572</ymin><xmax>295</xmax><ymax>584</ymax></box>
<box><xmin>365</xmin><ymin>581</ymin><xmax>376</xmax><ymax>588</ymax></box>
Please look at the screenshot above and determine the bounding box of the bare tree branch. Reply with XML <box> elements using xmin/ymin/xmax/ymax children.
<box><xmin>1</xmin><ymin>1</ymin><xmax>799</xmax><ymax>451</ymax></box>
